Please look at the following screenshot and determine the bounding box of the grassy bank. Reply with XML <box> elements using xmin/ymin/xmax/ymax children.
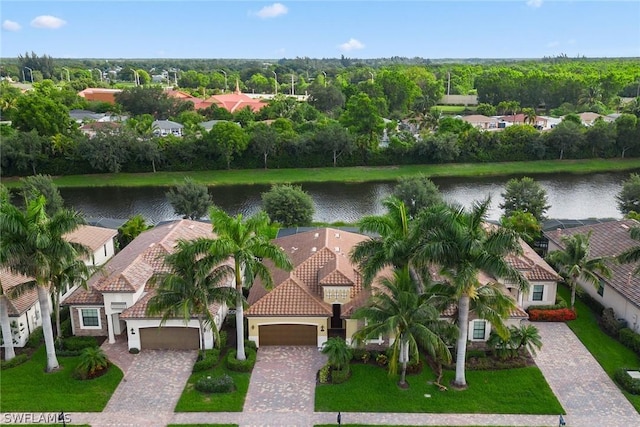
<box><xmin>3</xmin><ymin>159</ymin><xmax>639</xmax><ymax>189</ymax></box>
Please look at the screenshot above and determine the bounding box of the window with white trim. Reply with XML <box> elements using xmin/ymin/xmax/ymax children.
<box><xmin>80</xmin><ymin>308</ymin><xmax>100</xmax><ymax>329</ymax></box>
<box><xmin>472</xmin><ymin>320</ymin><xmax>486</xmax><ymax>340</ymax></box>
<box><xmin>532</xmin><ymin>285</ymin><xmax>544</xmax><ymax>301</ymax></box>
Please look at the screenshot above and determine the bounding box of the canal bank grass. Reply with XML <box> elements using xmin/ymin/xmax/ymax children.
<box><xmin>3</xmin><ymin>159</ymin><xmax>639</xmax><ymax>188</ymax></box>
<box><xmin>315</xmin><ymin>364</ymin><xmax>563</xmax><ymax>414</ymax></box>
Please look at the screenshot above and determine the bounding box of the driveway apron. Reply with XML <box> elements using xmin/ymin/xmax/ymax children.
<box><xmin>92</xmin><ymin>349</ymin><xmax>196</xmax><ymax>427</ymax></box>
<box><xmin>533</xmin><ymin>322</ymin><xmax>640</xmax><ymax>427</ymax></box>
<box><xmin>243</xmin><ymin>346</ymin><xmax>327</xmax><ymax>413</ymax></box>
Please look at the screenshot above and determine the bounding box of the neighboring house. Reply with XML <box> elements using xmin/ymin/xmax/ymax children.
<box><xmin>200</xmin><ymin>120</ymin><xmax>240</xmax><ymax>132</ymax></box>
<box><xmin>246</xmin><ymin>228</ymin><xmax>558</xmax><ymax>348</ymax></box>
<box><xmin>63</xmin><ymin>220</ymin><xmax>231</xmax><ymax>351</ymax></box>
<box><xmin>204</xmin><ymin>81</ymin><xmax>268</xmax><ymax>113</ymax></box>
<box><xmin>79</xmin><ymin>122</ymin><xmax>122</xmax><ymax>138</ymax></box>
<box><xmin>0</xmin><ymin>225</ymin><xmax>117</xmax><ymax>348</ymax></box>
<box><xmin>500</xmin><ymin>114</ymin><xmax>549</xmax><ymax>130</ymax></box>
<box><xmin>69</xmin><ymin>109</ymin><xmax>107</xmax><ymax>123</ymax></box>
<box><xmin>575</xmin><ymin>112</ymin><xmax>604</xmax><ymax>126</ymax></box>
<box><xmin>460</xmin><ymin>114</ymin><xmax>500</xmax><ymax>130</ymax></box>
<box><xmin>0</xmin><ymin>270</ymin><xmax>42</xmax><ymax>348</ymax></box>
<box><xmin>78</xmin><ymin>88</ymin><xmax>123</xmax><ymax>104</ymax></box>
<box><xmin>152</xmin><ymin>120</ymin><xmax>184</xmax><ymax>137</ymax></box>
<box><xmin>545</xmin><ymin>219</ymin><xmax>640</xmax><ymax>332</ymax></box>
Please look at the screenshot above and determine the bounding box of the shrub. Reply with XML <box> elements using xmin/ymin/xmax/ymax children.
<box><xmin>577</xmin><ymin>290</ymin><xmax>605</xmax><ymax>316</ymax></box>
<box><xmin>405</xmin><ymin>358</ymin><xmax>423</xmax><ymax>375</ymax></box>
<box><xmin>530</xmin><ymin>296</ymin><xmax>568</xmax><ymax>311</ymax></box>
<box><xmin>244</xmin><ymin>340</ymin><xmax>257</xmax><ymax>351</ymax></box>
<box><xmin>60</xmin><ymin>318</ymin><xmax>72</xmax><ymax>338</ymax></box>
<box><xmin>528</xmin><ymin>308</ymin><xmax>577</xmax><ymax>322</ymax></box>
<box><xmin>217</xmin><ymin>330</ymin><xmax>228</xmax><ymax>349</ymax></box>
<box><xmin>75</xmin><ymin>347</ymin><xmax>109</xmax><ymax>380</ymax></box>
<box><xmin>318</xmin><ymin>364</ymin><xmax>330</xmax><ymax>384</ymax></box>
<box><xmin>331</xmin><ymin>367</ymin><xmax>351</xmax><ymax>384</ymax></box>
<box><xmin>193</xmin><ymin>348</ymin><xmax>221</xmax><ymax>372</ymax></box>
<box><xmin>600</xmin><ymin>308</ymin><xmax>627</xmax><ymax>336</ymax></box>
<box><xmin>351</xmin><ymin>348</ymin><xmax>370</xmax><ymax>363</ymax></box>
<box><xmin>62</xmin><ymin>336</ymin><xmax>99</xmax><ymax>351</ymax></box>
<box><xmin>619</xmin><ymin>328</ymin><xmax>640</xmax><ymax>356</ymax></box>
<box><xmin>226</xmin><ymin>348</ymin><xmax>256</xmax><ymax>372</ymax></box>
<box><xmin>614</xmin><ymin>368</ymin><xmax>640</xmax><ymax>395</ymax></box>
<box><xmin>129</xmin><ymin>347</ymin><xmax>140</xmax><ymax>354</ymax></box>
<box><xmin>0</xmin><ymin>354</ymin><xmax>29</xmax><ymax>370</ymax></box>
<box><xmin>195</xmin><ymin>374</ymin><xmax>235</xmax><ymax>393</ymax></box>
<box><xmin>26</xmin><ymin>327</ymin><xmax>43</xmax><ymax>348</ymax></box>
<box><xmin>375</xmin><ymin>353</ymin><xmax>388</xmax><ymax>366</ymax></box>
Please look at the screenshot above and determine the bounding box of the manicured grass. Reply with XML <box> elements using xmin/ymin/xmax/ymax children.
<box><xmin>168</xmin><ymin>425</ymin><xmax>238</xmax><ymax>427</ymax></box>
<box><xmin>3</xmin><ymin>159</ymin><xmax>639</xmax><ymax>189</ymax></box>
<box><xmin>0</xmin><ymin>347</ymin><xmax>123</xmax><ymax>412</ymax></box>
<box><xmin>174</xmin><ymin>358</ymin><xmax>251</xmax><ymax>412</ymax></box>
<box><xmin>315</xmin><ymin>363</ymin><xmax>563</xmax><ymax>414</ymax></box>
<box><xmin>432</xmin><ymin>105</ymin><xmax>477</xmax><ymax>114</ymax></box>
<box><xmin>557</xmin><ymin>285</ymin><xmax>640</xmax><ymax>412</ymax></box>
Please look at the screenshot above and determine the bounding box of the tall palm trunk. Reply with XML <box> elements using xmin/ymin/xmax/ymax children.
<box><xmin>570</xmin><ymin>279</ymin><xmax>577</xmax><ymax>309</ymax></box>
<box><xmin>399</xmin><ymin>339</ymin><xmax>409</xmax><ymax>386</ymax></box>
<box><xmin>453</xmin><ymin>294</ymin><xmax>470</xmax><ymax>388</ymax></box>
<box><xmin>234</xmin><ymin>262</ymin><xmax>246</xmax><ymax>361</ymax></box>
<box><xmin>37</xmin><ymin>285</ymin><xmax>59</xmax><ymax>372</ymax></box>
<box><xmin>197</xmin><ymin>316</ymin><xmax>205</xmax><ymax>350</ymax></box>
<box><xmin>1</xmin><ymin>296</ymin><xmax>16</xmax><ymax>361</ymax></box>
<box><xmin>53</xmin><ymin>291</ymin><xmax>62</xmax><ymax>339</ymax></box>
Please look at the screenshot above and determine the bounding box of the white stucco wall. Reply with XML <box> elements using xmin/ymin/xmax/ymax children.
<box><xmin>7</xmin><ymin>302</ymin><xmax>43</xmax><ymax>347</ymax></box>
<box><xmin>89</xmin><ymin>239</ymin><xmax>116</xmax><ymax>267</ymax></box>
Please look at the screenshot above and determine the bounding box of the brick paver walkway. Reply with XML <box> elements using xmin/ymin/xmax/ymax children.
<box><xmin>4</xmin><ymin>323</ymin><xmax>640</xmax><ymax>426</ymax></box>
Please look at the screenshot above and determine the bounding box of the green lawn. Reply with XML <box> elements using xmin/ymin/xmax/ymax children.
<box><xmin>0</xmin><ymin>347</ymin><xmax>123</xmax><ymax>412</ymax></box>
<box><xmin>168</xmin><ymin>425</ymin><xmax>238</xmax><ymax>427</ymax></box>
<box><xmin>557</xmin><ymin>285</ymin><xmax>640</xmax><ymax>412</ymax></box>
<box><xmin>174</xmin><ymin>360</ymin><xmax>251</xmax><ymax>412</ymax></box>
<box><xmin>315</xmin><ymin>363</ymin><xmax>563</xmax><ymax>414</ymax></box>
<box><xmin>432</xmin><ymin>105</ymin><xmax>477</xmax><ymax>114</ymax></box>
<box><xmin>3</xmin><ymin>159</ymin><xmax>639</xmax><ymax>189</ymax></box>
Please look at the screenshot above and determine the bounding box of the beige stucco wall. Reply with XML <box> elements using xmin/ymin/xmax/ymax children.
<box><xmin>522</xmin><ymin>281</ymin><xmax>558</xmax><ymax>310</ymax></box>
<box><xmin>247</xmin><ymin>316</ymin><xmax>328</xmax><ymax>348</ymax></box>
<box><xmin>322</xmin><ymin>286</ymin><xmax>352</xmax><ymax>304</ymax></box>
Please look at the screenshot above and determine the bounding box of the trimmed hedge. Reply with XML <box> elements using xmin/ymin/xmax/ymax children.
<box><xmin>192</xmin><ymin>348</ymin><xmax>221</xmax><ymax>372</ymax></box>
<box><xmin>331</xmin><ymin>367</ymin><xmax>351</xmax><ymax>384</ymax></box>
<box><xmin>619</xmin><ymin>328</ymin><xmax>640</xmax><ymax>356</ymax></box>
<box><xmin>601</xmin><ymin>308</ymin><xmax>628</xmax><ymax>336</ymax></box>
<box><xmin>530</xmin><ymin>296</ymin><xmax>568</xmax><ymax>311</ymax></box>
<box><xmin>26</xmin><ymin>327</ymin><xmax>44</xmax><ymax>348</ymax></box>
<box><xmin>61</xmin><ymin>336</ymin><xmax>99</xmax><ymax>351</ymax></box>
<box><xmin>0</xmin><ymin>354</ymin><xmax>29</xmax><ymax>370</ymax></box>
<box><xmin>528</xmin><ymin>308</ymin><xmax>577</xmax><ymax>322</ymax></box>
<box><xmin>226</xmin><ymin>347</ymin><xmax>257</xmax><ymax>372</ymax></box>
<box><xmin>614</xmin><ymin>368</ymin><xmax>640</xmax><ymax>395</ymax></box>
<box><xmin>195</xmin><ymin>374</ymin><xmax>235</xmax><ymax>393</ymax></box>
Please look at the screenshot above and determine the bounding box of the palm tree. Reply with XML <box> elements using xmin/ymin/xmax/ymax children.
<box><xmin>617</xmin><ymin>226</ymin><xmax>640</xmax><ymax>275</ymax></box>
<box><xmin>147</xmin><ymin>238</ymin><xmax>237</xmax><ymax>350</ymax></box>
<box><xmin>547</xmin><ymin>231</ymin><xmax>612</xmax><ymax>308</ymax></box>
<box><xmin>1</xmin><ymin>284</ymin><xmax>16</xmax><ymax>361</ymax></box>
<box><xmin>49</xmin><ymin>257</ymin><xmax>93</xmax><ymax>339</ymax></box>
<box><xmin>413</xmin><ymin>199</ymin><xmax>528</xmax><ymax>388</ymax></box>
<box><xmin>352</xmin><ymin>268</ymin><xmax>453</xmax><ymax>388</ymax></box>
<box><xmin>522</xmin><ymin>108</ymin><xmax>537</xmax><ymax>126</ymax></box>
<box><xmin>0</xmin><ymin>196</ymin><xmax>87</xmax><ymax>372</ymax></box>
<box><xmin>321</xmin><ymin>337</ymin><xmax>352</xmax><ymax>371</ymax></box>
<box><xmin>208</xmin><ymin>207</ymin><xmax>293</xmax><ymax>361</ymax></box>
<box><xmin>350</xmin><ymin>197</ymin><xmax>420</xmax><ymax>287</ymax></box>
<box><xmin>487</xmin><ymin>324</ymin><xmax>542</xmax><ymax>359</ymax></box>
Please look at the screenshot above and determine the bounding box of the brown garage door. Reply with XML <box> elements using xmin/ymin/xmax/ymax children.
<box><xmin>139</xmin><ymin>327</ymin><xmax>199</xmax><ymax>350</ymax></box>
<box><xmin>259</xmin><ymin>324</ymin><xmax>317</xmax><ymax>346</ymax></box>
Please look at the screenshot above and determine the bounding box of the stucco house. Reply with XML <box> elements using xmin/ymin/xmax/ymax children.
<box><xmin>152</xmin><ymin>120</ymin><xmax>184</xmax><ymax>137</ymax></box>
<box><xmin>1</xmin><ymin>225</ymin><xmax>117</xmax><ymax>348</ymax></box>
<box><xmin>63</xmin><ymin>220</ymin><xmax>231</xmax><ymax>351</ymax></box>
<box><xmin>460</xmin><ymin>114</ymin><xmax>500</xmax><ymax>130</ymax></box>
<box><xmin>545</xmin><ymin>219</ymin><xmax>640</xmax><ymax>332</ymax></box>
<box><xmin>246</xmin><ymin>228</ymin><xmax>558</xmax><ymax>348</ymax></box>
<box><xmin>78</xmin><ymin>88</ymin><xmax>123</xmax><ymax>104</ymax></box>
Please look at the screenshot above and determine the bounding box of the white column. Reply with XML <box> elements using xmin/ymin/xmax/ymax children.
<box><xmin>106</xmin><ymin>313</ymin><xmax>115</xmax><ymax>344</ymax></box>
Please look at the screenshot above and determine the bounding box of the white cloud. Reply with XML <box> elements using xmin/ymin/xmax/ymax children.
<box><xmin>256</xmin><ymin>3</ymin><xmax>288</xmax><ymax>19</ymax></box>
<box><xmin>2</xmin><ymin>20</ymin><xmax>21</xmax><ymax>31</ymax></box>
<box><xmin>30</xmin><ymin>15</ymin><xmax>66</xmax><ymax>29</ymax></box>
<box><xmin>547</xmin><ymin>41</ymin><xmax>559</xmax><ymax>48</ymax></box>
<box><xmin>526</xmin><ymin>0</ymin><xmax>543</xmax><ymax>8</ymax></box>
<box><xmin>339</xmin><ymin>38</ymin><xmax>365</xmax><ymax>52</ymax></box>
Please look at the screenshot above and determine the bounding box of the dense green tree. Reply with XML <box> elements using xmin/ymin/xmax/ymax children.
<box><xmin>78</xmin><ymin>127</ymin><xmax>135</xmax><ymax>173</ymax></box>
<box><xmin>115</xmin><ymin>86</ymin><xmax>192</xmax><ymax>119</ymax></box>
<box><xmin>340</xmin><ymin>93</ymin><xmax>384</xmax><ymax>161</ymax></box>
<box><xmin>499</xmin><ymin>177</ymin><xmax>550</xmax><ymax>221</ymax></box>
<box><xmin>352</xmin><ymin>268</ymin><xmax>453</xmax><ymax>388</ymax></box>
<box><xmin>414</xmin><ymin>199</ymin><xmax>528</xmax><ymax>388</ymax></box>
<box><xmin>0</xmin><ymin>196</ymin><xmax>87</xmax><ymax>371</ymax></box>
<box><xmin>12</xmin><ymin>93</ymin><xmax>75</xmax><ymax>137</ymax></box>
<box><xmin>545</xmin><ymin>120</ymin><xmax>584</xmax><ymax>160</ymax></box>
<box><xmin>0</xmin><ymin>130</ymin><xmax>48</xmax><ymax>175</ymax></box>
<box><xmin>208</xmin><ymin>208</ymin><xmax>293</xmax><ymax>360</ymax></box>
<box><xmin>377</xmin><ymin>69</ymin><xmax>421</xmax><ymax>114</ymax></box>
<box><xmin>476</xmin><ymin>103</ymin><xmax>497</xmax><ymax>116</ymax></box>
<box><xmin>206</xmin><ymin>121</ymin><xmax>249</xmax><ymax>169</ymax></box>
<box><xmin>118</xmin><ymin>214</ymin><xmax>152</xmax><ymax>248</ymax></box>
<box><xmin>614</xmin><ymin>114</ymin><xmax>640</xmax><ymax>158</ymax></box>
<box><xmin>547</xmin><ymin>232</ymin><xmax>611</xmax><ymax>308</ymax></box>
<box><xmin>313</xmin><ymin>120</ymin><xmax>354</xmax><ymax>167</ymax></box>
<box><xmin>248</xmin><ymin>122</ymin><xmax>279</xmax><ymax>169</ymax></box>
<box><xmin>616</xmin><ymin>173</ymin><xmax>640</xmax><ymax>215</ymax></box>
<box><xmin>393</xmin><ymin>175</ymin><xmax>443</xmax><ymax>219</ymax></box>
<box><xmin>19</xmin><ymin>174</ymin><xmax>65</xmax><ymax>216</ymax></box>
<box><xmin>147</xmin><ymin>239</ymin><xmax>236</xmax><ymax>349</ymax></box>
<box><xmin>500</xmin><ymin>211</ymin><xmax>542</xmax><ymax>245</ymax></box>
<box><xmin>261</xmin><ymin>184</ymin><xmax>315</xmax><ymax>227</ymax></box>
<box><xmin>166</xmin><ymin>177</ymin><xmax>213</xmax><ymax>220</ymax></box>
<box><xmin>307</xmin><ymin>84</ymin><xmax>346</xmax><ymax>114</ymax></box>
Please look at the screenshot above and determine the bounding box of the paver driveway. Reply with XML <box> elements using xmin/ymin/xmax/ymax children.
<box><xmin>243</xmin><ymin>346</ymin><xmax>327</xmax><ymax>413</ymax></box>
<box><xmin>91</xmin><ymin>349</ymin><xmax>196</xmax><ymax>427</ymax></box>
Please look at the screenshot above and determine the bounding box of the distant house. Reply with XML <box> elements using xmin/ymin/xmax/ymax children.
<box><xmin>78</xmin><ymin>88</ymin><xmax>123</xmax><ymax>105</ymax></box>
<box><xmin>69</xmin><ymin>109</ymin><xmax>107</xmax><ymax>123</ymax></box>
<box><xmin>460</xmin><ymin>114</ymin><xmax>500</xmax><ymax>130</ymax></box>
<box><xmin>204</xmin><ymin>81</ymin><xmax>268</xmax><ymax>113</ymax></box>
<box><xmin>545</xmin><ymin>219</ymin><xmax>640</xmax><ymax>333</ymax></box>
<box><xmin>500</xmin><ymin>114</ymin><xmax>549</xmax><ymax>130</ymax></box>
<box><xmin>575</xmin><ymin>112</ymin><xmax>604</xmax><ymax>127</ymax></box>
<box><xmin>152</xmin><ymin>120</ymin><xmax>184</xmax><ymax>137</ymax></box>
<box><xmin>200</xmin><ymin>120</ymin><xmax>240</xmax><ymax>132</ymax></box>
<box><xmin>63</xmin><ymin>220</ymin><xmax>231</xmax><ymax>351</ymax></box>
<box><xmin>79</xmin><ymin>122</ymin><xmax>122</xmax><ymax>138</ymax></box>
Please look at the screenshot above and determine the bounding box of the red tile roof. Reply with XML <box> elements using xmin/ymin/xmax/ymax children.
<box><xmin>546</xmin><ymin>219</ymin><xmax>640</xmax><ymax>306</ymax></box>
<box><xmin>64</xmin><ymin>225</ymin><xmax>118</xmax><ymax>252</ymax></box>
<box><xmin>0</xmin><ymin>269</ymin><xmax>38</xmax><ymax>316</ymax></box>
<box><xmin>205</xmin><ymin>93</ymin><xmax>267</xmax><ymax>113</ymax></box>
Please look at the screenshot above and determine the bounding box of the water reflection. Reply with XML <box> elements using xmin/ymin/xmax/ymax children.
<box><xmin>59</xmin><ymin>171</ymin><xmax>633</xmax><ymax>225</ymax></box>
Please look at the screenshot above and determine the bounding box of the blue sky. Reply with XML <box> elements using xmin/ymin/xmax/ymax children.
<box><xmin>1</xmin><ymin>1</ymin><xmax>639</xmax><ymax>59</ymax></box>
